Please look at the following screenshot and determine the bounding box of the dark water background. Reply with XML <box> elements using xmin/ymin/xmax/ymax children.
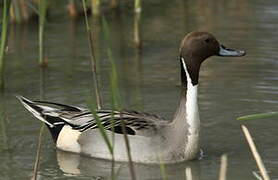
<box><xmin>0</xmin><ymin>0</ymin><xmax>278</xmax><ymax>179</ymax></box>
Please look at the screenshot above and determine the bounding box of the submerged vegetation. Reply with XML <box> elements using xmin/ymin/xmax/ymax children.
<box><xmin>38</xmin><ymin>0</ymin><xmax>47</xmax><ymax>67</ymax></box>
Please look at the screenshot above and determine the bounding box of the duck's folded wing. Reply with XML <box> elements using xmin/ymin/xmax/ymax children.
<box><xmin>18</xmin><ymin>96</ymin><xmax>165</xmax><ymax>136</ymax></box>
<box><xmin>59</xmin><ymin>110</ymin><xmax>164</xmax><ymax>135</ymax></box>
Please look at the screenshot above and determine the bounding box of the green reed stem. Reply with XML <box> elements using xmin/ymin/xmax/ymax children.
<box><xmin>38</xmin><ymin>0</ymin><xmax>47</xmax><ymax>67</ymax></box>
<box><xmin>82</xmin><ymin>0</ymin><xmax>102</xmax><ymax>110</ymax></box>
<box><xmin>134</xmin><ymin>0</ymin><xmax>141</xmax><ymax>13</ymax></box>
<box><xmin>102</xmin><ymin>17</ymin><xmax>136</xmax><ymax>180</ymax></box>
<box><xmin>91</xmin><ymin>0</ymin><xmax>101</xmax><ymax>16</ymax></box>
<box><xmin>134</xmin><ymin>0</ymin><xmax>142</xmax><ymax>49</ymax></box>
<box><xmin>0</xmin><ymin>0</ymin><xmax>11</xmax><ymax>90</ymax></box>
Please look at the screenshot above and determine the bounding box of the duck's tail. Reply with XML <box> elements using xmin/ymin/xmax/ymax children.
<box><xmin>16</xmin><ymin>95</ymin><xmax>66</xmax><ymax>142</ymax></box>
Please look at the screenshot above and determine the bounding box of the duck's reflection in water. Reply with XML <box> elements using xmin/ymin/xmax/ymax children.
<box><xmin>56</xmin><ymin>150</ymin><xmax>201</xmax><ymax>180</ymax></box>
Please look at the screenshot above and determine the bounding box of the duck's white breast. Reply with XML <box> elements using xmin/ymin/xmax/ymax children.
<box><xmin>56</xmin><ymin>125</ymin><xmax>82</xmax><ymax>153</ymax></box>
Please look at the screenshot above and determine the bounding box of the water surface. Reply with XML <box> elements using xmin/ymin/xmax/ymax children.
<box><xmin>0</xmin><ymin>0</ymin><xmax>278</xmax><ymax>179</ymax></box>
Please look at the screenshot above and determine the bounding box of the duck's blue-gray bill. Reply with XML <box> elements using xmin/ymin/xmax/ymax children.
<box><xmin>218</xmin><ymin>45</ymin><xmax>246</xmax><ymax>57</ymax></box>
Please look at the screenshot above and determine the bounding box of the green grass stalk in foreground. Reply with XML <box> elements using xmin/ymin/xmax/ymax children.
<box><xmin>134</xmin><ymin>0</ymin><xmax>141</xmax><ymax>13</ymax></box>
<box><xmin>38</xmin><ymin>0</ymin><xmax>47</xmax><ymax>67</ymax></box>
<box><xmin>102</xmin><ymin>17</ymin><xmax>136</xmax><ymax>180</ymax></box>
<box><xmin>0</xmin><ymin>0</ymin><xmax>11</xmax><ymax>90</ymax></box>
<box><xmin>88</xmin><ymin>100</ymin><xmax>114</xmax><ymax>154</ymax></box>
<box><xmin>87</xmin><ymin>98</ymin><xmax>116</xmax><ymax>179</ymax></box>
<box><xmin>82</xmin><ymin>0</ymin><xmax>102</xmax><ymax>110</ymax></box>
<box><xmin>237</xmin><ymin>112</ymin><xmax>278</xmax><ymax>121</ymax></box>
<box><xmin>158</xmin><ymin>157</ymin><xmax>167</xmax><ymax>180</ymax></box>
<box><xmin>241</xmin><ymin>125</ymin><xmax>270</xmax><ymax>180</ymax></box>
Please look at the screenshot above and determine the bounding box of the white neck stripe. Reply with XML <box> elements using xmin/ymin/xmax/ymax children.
<box><xmin>181</xmin><ymin>57</ymin><xmax>200</xmax><ymax>155</ymax></box>
<box><xmin>181</xmin><ymin>57</ymin><xmax>196</xmax><ymax>87</ymax></box>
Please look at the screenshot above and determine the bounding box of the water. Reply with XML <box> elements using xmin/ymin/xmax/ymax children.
<box><xmin>0</xmin><ymin>0</ymin><xmax>278</xmax><ymax>179</ymax></box>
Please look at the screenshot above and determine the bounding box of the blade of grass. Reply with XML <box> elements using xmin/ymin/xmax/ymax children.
<box><xmin>0</xmin><ymin>0</ymin><xmax>11</xmax><ymax>90</ymax></box>
<box><xmin>87</xmin><ymin>98</ymin><xmax>116</xmax><ymax>179</ymax></box>
<box><xmin>237</xmin><ymin>112</ymin><xmax>278</xmax><ymax>121</ymax></box>
<box><xmin>158</xmin><ymin>157</ymin><xmax>167</xmax><ymax>180</ymax></box>
<box><xmin>118</xmin><ymin>112</ymin><xmax>136</xmax><ymax>180</ymax></box>
<box><xmin>218</xmin><ymin>154</ymin><xmax>228</xmax><ymax>180</ymax></box>
<box><xmin>241</xmin><ymin>125</ymin><xmax>270</xmax><ymax>180</ymax></box>
<box><xmin>102</xmin><ymin>16</ymin><xmax>136</xmax><ymax>180</ymax></box>
<box><xmin>82</xmin><ymin>0</ymin><xmax>102</xmax><ymax>110</ymax></box>
<box><xmin>38</xmin><ymin>0</ymin><xmax>47</xmax><ymax>67</ymax></box>
<box><xmin>101</xmin><ymin>17</ymin><xmax>120</xmax><ymax>108</ymax></box>
<box><xmin>88</xmin><ymin>100</ymin><xmax>113</xmax><ymax>154</ymax></box>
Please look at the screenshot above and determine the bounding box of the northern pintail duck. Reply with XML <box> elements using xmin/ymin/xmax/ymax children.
<box><xmin>17</xmin><ymin>31</ymin><xmax>245</xmax><ymax>164</ymax></box>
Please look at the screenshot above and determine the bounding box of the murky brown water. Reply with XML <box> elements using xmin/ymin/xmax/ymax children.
<box><xmin>0</xmin><ymin>0</ymin><xmax>278</xmax><ymax>179</ymax></box>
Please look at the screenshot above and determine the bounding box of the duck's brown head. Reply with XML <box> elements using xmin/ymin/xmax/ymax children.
<box><xmin>179</xmin><ymin>31</ymin><xmax>245</xmax><ymax>85</ymax></box>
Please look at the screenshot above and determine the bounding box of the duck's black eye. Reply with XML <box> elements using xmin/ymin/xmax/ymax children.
<box><xmin>204</xmin><ymin>38</ymin><xmax>210</xmax><ymax>43</ymax></box>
